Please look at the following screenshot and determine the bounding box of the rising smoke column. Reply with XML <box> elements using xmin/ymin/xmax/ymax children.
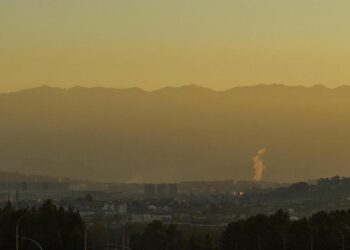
<box><xmin>253</xmin><ymin>148</ymin><xmax>267</xmax><ymax>182</ymax></box>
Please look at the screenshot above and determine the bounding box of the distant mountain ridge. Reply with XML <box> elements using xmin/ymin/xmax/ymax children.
<box><xmin>5</xmin><ymin>84</ymin><xmax>350</xmax><ymax>95</ymax></box>
<box><xmin>1</xmin><ymin>84</ymin><xmax>350</xmax><ymax>182</ymax></box>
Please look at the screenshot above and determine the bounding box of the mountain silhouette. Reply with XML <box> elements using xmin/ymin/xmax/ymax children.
<box><xmin>1</xmin><ymin>84</ymin><xmax>350</xmax><ymax>182</ymax></box>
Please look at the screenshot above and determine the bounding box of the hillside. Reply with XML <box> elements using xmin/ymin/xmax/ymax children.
<box><xmin>0</xmin><ymin>84</ymin><xmax>350</xmax><ymax>182</ymax></box>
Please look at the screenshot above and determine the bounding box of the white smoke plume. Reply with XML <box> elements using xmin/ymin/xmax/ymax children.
<box><xmin>253</xmin><ymin>148</ymin><xmax>267</xmax><ymax>182</ymax></box>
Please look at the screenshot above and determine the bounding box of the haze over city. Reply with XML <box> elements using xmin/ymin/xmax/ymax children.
<box><xmin>2</xmin><ymin>1</ymin><xmax>350</xmax><ymax>250</ymax></box>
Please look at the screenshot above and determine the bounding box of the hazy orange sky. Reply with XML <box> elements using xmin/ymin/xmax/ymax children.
<box><xmin>1</xmin><ymin>0</ymin><xmax>350</xmax><ymax>92</ymax></box>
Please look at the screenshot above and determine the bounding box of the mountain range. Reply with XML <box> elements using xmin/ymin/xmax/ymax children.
<box><xmin>1</xmin><ymin>84</ymin><xmax>350</xmax><ymax>182</ymax></box>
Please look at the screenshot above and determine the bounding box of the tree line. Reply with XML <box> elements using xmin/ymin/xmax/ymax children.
<box><xmin>130</xmin><ymin>209</ymin><xmax>350</xmax><ymax>250</ymax></box>
<box><xmin>2</xmin><ymin>199</ymin><xmax>350</xmax><ymax>250</ymax></box>
<box><xmin>0</xmin><ymin>200</ymin><xmax>84</xmax><ymax>250</ymax></box>
<box><xmin>130</xmin><ymin>220</ymin><xmax>218</xmax><ymax>250</ymax></box>
<box><xmin>260</xmin><ymin>176</ymin><xmax>350</xmax><ymax>202</ymax></box>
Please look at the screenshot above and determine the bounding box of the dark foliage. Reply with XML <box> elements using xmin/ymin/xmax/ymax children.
<box><xmin>223</xmin><ymin>209</ymin><xmax>350</xmax><ymax>250</ymax></box>
<box><xmin>0</xmin><ymin>200</ymin><xmax>84</xmax><ymax>250</ymax></box>
<box><xmin>130</xmin><ymin>209</ymin><xmax>350</xmax><ymax>250</ymax></box>
<box><xmin>130</xmin><ymin>221</ymin><xmax>218</xmax><ymax>250</ymax></box>
<box><xmin>262</xmin><ymin>176</ymin><xmax>350</xmax><ymax>202</ymax></box>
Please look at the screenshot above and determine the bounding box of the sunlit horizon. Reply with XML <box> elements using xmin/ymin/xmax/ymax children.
<box><xmin>2</xmin><ymin>1</ymin><xmax>350</xmax><ymax>92</ymax></box>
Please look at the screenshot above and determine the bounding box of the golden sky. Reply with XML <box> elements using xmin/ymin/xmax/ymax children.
<box><xmin>1</xmin><ymin>0</ymin><xmax>350</xmax><ymax>92</ymax></box>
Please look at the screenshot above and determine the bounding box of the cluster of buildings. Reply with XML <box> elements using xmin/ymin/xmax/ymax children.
<box><xmin>0</xmin><ymin>179</ymin><xmax>309</xmax><ymax>226</ymax></box>
<box><xmin>0</xmin><ymin>181</ymin><xmax>70</xmax><ymax>201</ymax></box>
<box><xmin>143</xmin><ymin>183</ymin><xmax>178</xmax><ymax>199</ymax></box>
